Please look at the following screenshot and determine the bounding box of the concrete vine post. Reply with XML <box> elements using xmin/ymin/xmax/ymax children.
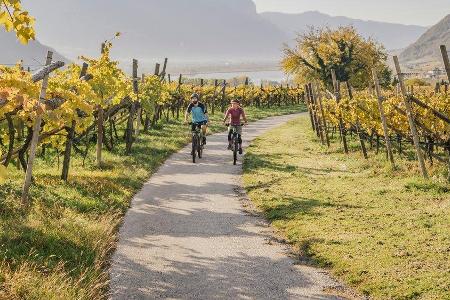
<box><xmin>393</xmin><ymin>56</ymin><xmax>428</xmax><ymax>178</ymax></box>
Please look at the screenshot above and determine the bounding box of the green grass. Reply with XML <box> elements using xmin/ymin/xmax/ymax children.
<box><xmin>0</xmin><ymin>104</ymin><xmax>305</xmax><ymax>299</ymax></box>
<box><xmin>243</xmin><ymin>115</ymin><xmax>450</xmax><ymax>300</ymax></box>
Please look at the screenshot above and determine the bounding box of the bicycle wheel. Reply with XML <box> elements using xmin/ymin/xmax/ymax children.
<box><xmin>198</xmin><ymin>137</ymin><xmax>203</xmax><ymax>159</ymax></box>
<box><xmin>192</xmin><ymin>135</ymin><xmax>197</xmax><ymax>163</ymax></box>
<box><xmin>233</xmin><ymin>137</ymin><xmax>238</xmax><ymax>165</ymax></box>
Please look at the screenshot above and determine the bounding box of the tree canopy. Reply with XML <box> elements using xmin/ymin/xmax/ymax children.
<box><xmin>282</xmin><ymin>26</ymin><xmax>391</xmax><ymax>89</ymax></box>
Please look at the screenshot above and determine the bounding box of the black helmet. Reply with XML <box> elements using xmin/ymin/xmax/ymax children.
<box><xmin>191</xmin><ymin>93</ymin><xmax>200</xmax><ymax>100</ymax></box>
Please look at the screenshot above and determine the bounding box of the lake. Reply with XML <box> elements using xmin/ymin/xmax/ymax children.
<box><xmin>184</xmin><ymin>70</ymin><xmax>290</xmax><ymax>84</ymax></box>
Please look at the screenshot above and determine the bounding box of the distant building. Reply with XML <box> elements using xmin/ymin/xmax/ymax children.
<box><xmin>425</xmin><ymin>67</ymin><xmax>444</xmax><ymax>78</ymax></box>
<box><xmin>403</xmin><ymin>72</ymin><xmax>420</xmax><ymax>78</ymax></box>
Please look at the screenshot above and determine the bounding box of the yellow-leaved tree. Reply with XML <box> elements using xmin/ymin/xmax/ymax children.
<box><xmin>282</xmin><ymin>26</ymin><xmax>391</xmax><ymax>89</ymax></box>
<box><xmin>0</xmin><ymin>0</ymin><xmax>35</xmax><ymax>44</ymax></box>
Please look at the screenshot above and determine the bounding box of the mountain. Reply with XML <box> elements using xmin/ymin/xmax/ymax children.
<box><xmin>0</xmin><ymin>28</ymin><xmax>69</xmax><ymax>68</ymax></box>
<box><xmin>16</xmin><ymin>1</ymin><xmax>430</xmax><ymax>70</ymax></box>
<box><xmin>22</xmin><ymin>0</ymin><xmax>288</xmax><ymax>65</ymax></box>
<box><xmin>261</xmin><ymin>11</ymin><xmax>427</xmax><ymax>51</ymax></box>
<box><xmin>400</xmin><ymin>14</ymin><xmax>450</xmax><ymax>63</ymax></box>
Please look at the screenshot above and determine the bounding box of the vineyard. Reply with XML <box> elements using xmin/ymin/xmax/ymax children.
<box><xmin>0</xmin><ymin>38</ymin><xmax>305</xmax><ymax>297</ymax></box>
<box><xmin>302</xmin><ymin>45</ymin><xmax>450</xmax><ymax>181</ymax></box>
<box><xmin>1</xmin><ymin>2</ymin><xmax>449</xmax><ymax>297</ymax></box>
<box><xmin>0</xmin><ymin>42</ymin><xmax>303</xmax><ymax>201</ymax></box>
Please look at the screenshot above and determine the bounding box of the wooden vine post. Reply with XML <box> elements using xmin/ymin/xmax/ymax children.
<box><xmin>154</xmin><ymin>63</ymin><xmax>160</xmax><ymax>76</ymax></box>
<box><xmin>212</xmin><ymin>79</ymin><xmax>219</xmax><ymax>115</ymax></box>
<box><xmin>160</xmin><ymin>58</ymin><xmax>168</xmax><ymax>79</ymax></box>
<box><xmin>133</xmin><ymin>60</ymin><xmax>141</xmax><ymax>136</ymax></box>
<box><xmin>346</xmin><ymin>82</ymin><xmax>368</xmax><ymax>159</ymax></box>
<box><xmin>372</xmin><ymin>70</ymin><xmax>395</xmax><ymax>168</ymax></box>
<box><xmin>242</xmin><ymin>77</ymin><xmax>248</xmax><ymax>102</ymax></box>
<box><xmin>176</xmin><ymin>74</ymin><xmax>183</xmax><ymax>119</ymax></box>
<box><xmin>126</xmin><ymin>59</ymin><xmax>138</xmax><ymax>154</ymax></box>
<box><xmin>314</xmin><ymin>83</ymin><xmax>330</xmax><ymax>147</ymax></box>
<box><xmin>22</xmin><ymin>51</ymin><xmax>63</xmax><ymax>203</ymax></box>
<box><xmin>152</xmin><ymin>63</ymin><xmax>161</xmax><ymax>124</ymax></box>
<box><xmin>96</xmin><ymin>44</ymin><xmax>106</xmax><ymax>168</ymax></box>
<box><xmin>221</xmin><ymin>80</ymin><xmax>227</xmax><ymax>112</ymax></box>
<box><xmin>309</xmin><ymin>83</ymin><xmax>325</xmax><ymax>144</ymax></box>
<box><xmin>393</xmin><ymin>56</ymin><xmax>428</xmax><ymax>178</ymax></box>
<box><xmin>440</xmin><ymin>45</ymin><xmax>450</xmax><ymax>181</ymax></box>
<box><xmin>331</xmin><ymin>69</ymin><xmax>349</xmax><ymax>154</ymax></box>
<box><xmin>441</xmin><ymin>45</ymin><xmax>450</xmax><ymax>83</ymax></box>
<box><xmin>61</xmin><ymin>63</ymin><xmax>89</xmax><ymax>181</ymax></box>
<box><xmin>96</xmin><ymin>106</ymin><xmax>104</xmax><ymax>168</ymax></box>
<box><xmin>304</xmin><ymin>84</ymin><xmax>316</xmax><ymax>132</ymax></box>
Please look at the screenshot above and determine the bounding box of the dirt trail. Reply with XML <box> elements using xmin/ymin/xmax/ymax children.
<box><xmin>110</xmin><ymin>113</ymin><xmax>345</xmax><ymax>299</ymax></box>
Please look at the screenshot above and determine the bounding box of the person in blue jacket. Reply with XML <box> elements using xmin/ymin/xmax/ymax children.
<box><xmin>184</xmin><ymin>93</ymin><xmax>209</xmax><ymax>145</ymax></box>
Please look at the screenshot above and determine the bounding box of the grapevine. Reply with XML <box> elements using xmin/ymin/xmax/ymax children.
<box><xmin>0</xmin><ymin>45</ymin><xmax>303</xmax><ymax>187</ymax></box>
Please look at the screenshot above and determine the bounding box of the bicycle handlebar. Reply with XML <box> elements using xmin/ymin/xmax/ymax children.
<box><xmin>225</xmin><ymin>123</ymin><xmax>245</xmax><ymax>127</ymax></box>
<box><xmin>188</xmin><ymin>122</ymin><xmax>208</xmax><ymax>125</ymax></box>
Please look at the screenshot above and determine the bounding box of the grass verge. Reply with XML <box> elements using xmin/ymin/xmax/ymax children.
<box><xmin>243</xmin><ymin>115</ymin><xmax>450</xmax><ymax>300</ymax></box>
<box><xmin>0</xmin><ymin>104</ymin><xmax>305</xmax><ymax>299</ymax></box>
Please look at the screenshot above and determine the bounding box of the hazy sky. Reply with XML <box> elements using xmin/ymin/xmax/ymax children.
<box><xmin>253</xmin><ymin>0</ymin><xmax>450</xmax><ymax>26</ymax></box>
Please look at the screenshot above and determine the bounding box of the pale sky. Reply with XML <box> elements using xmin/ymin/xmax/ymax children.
<box><xmin>253</xmin><ymin>0</ymin><xmax>450</xmax><ymax>26</ymax></box>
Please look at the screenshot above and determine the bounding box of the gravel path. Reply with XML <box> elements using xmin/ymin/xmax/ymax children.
<box><xmin>109</xmin><ymin>113</ymin><xmax>345</xmax><ymax>299</ymax></box>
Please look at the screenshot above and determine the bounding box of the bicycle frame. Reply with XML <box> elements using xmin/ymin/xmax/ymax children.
<box><xmin>226</xmin><ymin>124</ymin><xmax>244</xmax><ymax>165</ymax></box>
<box><xmin>190</xmin><ymin>123</ymin><xmax>204</xmax><ymax>163</ymax></box>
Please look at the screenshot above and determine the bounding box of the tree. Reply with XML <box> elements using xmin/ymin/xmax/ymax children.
<box><xmin>0</xmin><ymin>0</ymin><xmax>35</xmax><ymax>44</ymax></box>
<box><xmin>282</xmin><ymin>26</ymin><xmax>391</xmax><ymax>89</ymax></box>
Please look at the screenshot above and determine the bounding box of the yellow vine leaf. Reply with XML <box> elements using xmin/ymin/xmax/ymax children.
<box><xmin>0</xmin><ymin>165</ymin><xmax>7</xmax><ymax>184</ymax></box>
<box><xmin>0</xmin><ymin>0</ymin><xmax>35</xmax><ymax>43</ymax></box>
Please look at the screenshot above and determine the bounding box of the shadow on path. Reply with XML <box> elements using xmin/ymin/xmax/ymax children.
<box><xmin>109</xmin><ymin>113</ymin><xmax>346</xmax><ymax>299</ymax></box>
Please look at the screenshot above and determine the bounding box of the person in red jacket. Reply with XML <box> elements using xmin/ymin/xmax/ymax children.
<box><xmin>223</xmin><ymin>99</ymin><xmax>248</xmax><ymax>154</ymax></box>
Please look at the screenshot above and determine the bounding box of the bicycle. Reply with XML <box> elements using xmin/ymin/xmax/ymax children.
<box><xmin>226</xmin><ymin>123</ymin><xmax>244</xmax><ymax>165</ymax></box>
<box><xmin>190</xmin><ymin>122</ymin><xmax>204</xmax><ymax>163</ymax></box>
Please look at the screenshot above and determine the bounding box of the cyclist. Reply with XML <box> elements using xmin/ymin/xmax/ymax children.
<box><xmin>185</xmin><ymin>93</ymin><xmax>208</xmax><ymax>145</ymax></box>
<box><xmin>223</xmin><ymin>99</ymin><xmax>248</xmax><ymax>154</ymax></box>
